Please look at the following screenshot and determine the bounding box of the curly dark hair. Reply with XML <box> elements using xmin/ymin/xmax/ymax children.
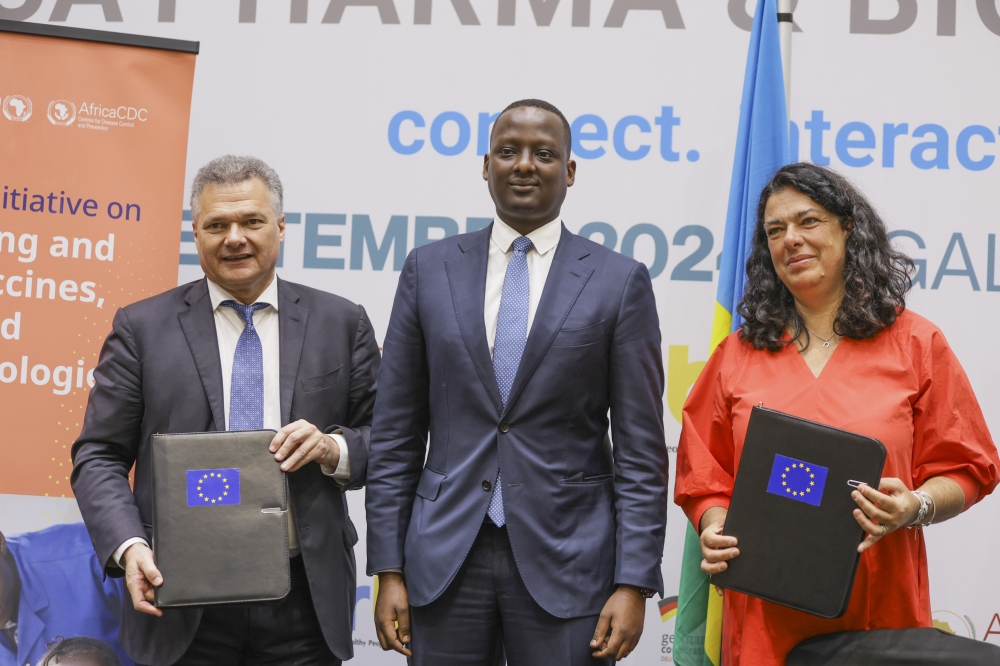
<box><xmin>738</xmin><ymin>163</ymin><xmax>914</xmax><ymax>352</ymax></box>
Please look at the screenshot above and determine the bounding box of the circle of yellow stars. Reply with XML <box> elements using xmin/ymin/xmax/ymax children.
<box><xmin>781</xmin><ymin>462</ymin><xmax>816</xmax><ymax>497</ymax></box>
<box><xmin>196</xmin><ymin>472</ymin><xmax>231</xmax><ymax>504</ymax></box>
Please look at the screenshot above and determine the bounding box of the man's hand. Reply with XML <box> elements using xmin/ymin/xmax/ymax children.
<box><xmin>122</xmin><ymin>542</ymin><xmax>163</xmax><ymax>617</ymax></box>
<box><xmin>269</xmin><ymin>420</ymin><xmax>340</xmax><ymax>473</ymax></box>
<box><xmin>699</xmin><ymin>506</ymin><xmax>737</xmax><ymax>580</ymax></box>
<box><xmin>590</xmin><ymin>585</ymin><xmax>646</xmax><ymax>660</ymax></box>
<box><xmin>374</xmin><ymin>572</ymin><xmax>412</xmax><ymax>657</ymax></box>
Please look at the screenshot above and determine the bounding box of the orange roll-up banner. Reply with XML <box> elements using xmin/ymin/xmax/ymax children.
<box><xmin>0</xmin><ymin>22</ymin><xmax>197</xmax><ymax>498</ymax></box>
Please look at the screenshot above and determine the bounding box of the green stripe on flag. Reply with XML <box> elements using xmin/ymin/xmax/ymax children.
<box><xmin>674</xmin><ymin>523</ymin><xmax>715</xmax><ymax>666</ymax></box>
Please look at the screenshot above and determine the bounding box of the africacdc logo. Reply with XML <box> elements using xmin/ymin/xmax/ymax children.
<box><xmin>48</xmin><ymin>100</ymin><xmax>77</xmax><ymax>126</ymax></box>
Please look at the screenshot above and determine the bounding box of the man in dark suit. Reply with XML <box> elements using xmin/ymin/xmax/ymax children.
<box><xmin>366</xmin><ymin>100</ymin><xmax>668</xmax><ymax>665</ymax></box>
<box><xmin>71</xmin><ymin>155</ymin><xmax>380</xmax><ymax>666</ymax></box>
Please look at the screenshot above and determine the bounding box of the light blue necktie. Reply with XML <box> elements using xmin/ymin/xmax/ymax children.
<box><xmin>221</xmin><ymin>300</ymin><xmax>269</xmax><ymax>431</ymax></box>
<box><xmin>487</xmin><ymin>236</ymin><xmax>533</xmax><ymax>527</ymax></box>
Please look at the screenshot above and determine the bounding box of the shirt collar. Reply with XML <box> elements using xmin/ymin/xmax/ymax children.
<box><xmin>491</xmin><ymin>216</ymin><xmax>562</xmax><ymax>256</ymax></box>
<box><xmin>207</xmin><ymin>275</ymin><xmax>279</xmax><ymax>312</ymax></box>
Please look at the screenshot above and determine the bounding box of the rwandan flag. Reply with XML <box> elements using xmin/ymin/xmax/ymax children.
<box><xmin>673</xmin><ymin>0</ymin><xmax>790</xmax><ymax>664</ymax></box>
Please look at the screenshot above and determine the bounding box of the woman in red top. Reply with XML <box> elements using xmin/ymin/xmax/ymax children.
<box><xmin>674</xmin><ymin>163</ymin><xmax>999</xmax><ymax>666</ymax></box>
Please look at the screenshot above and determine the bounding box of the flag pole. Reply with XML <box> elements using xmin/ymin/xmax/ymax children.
<box><xmin>674</xmin><ymin>3</ymin><xmax>791</xmax><ymax>664</ymax></box>
<box><xmin>777</xmin><ymin>0</ymin><xmax>793</xmax><ymax>115</ymax></box>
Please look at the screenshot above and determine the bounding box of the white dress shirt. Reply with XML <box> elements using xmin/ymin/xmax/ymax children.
<box><xmin>485</xmin><ymin>216</ymin><xmax>562</xmax><ymax>353</ymax></box>
<box><xmin>112</xmin><ymin>276</ymin><xmax>349</xmax><ymax>566</ymax></box>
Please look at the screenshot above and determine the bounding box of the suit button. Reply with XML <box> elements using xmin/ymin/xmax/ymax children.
<box><xmin>499</xmin><ymin>423</ymin><xmax>510</xmax><ymax>433</ymax></box>
<box><xmin>482</xmin><ymin>480</ymin><xmax>492</xmax><ymax>492</ymax></box>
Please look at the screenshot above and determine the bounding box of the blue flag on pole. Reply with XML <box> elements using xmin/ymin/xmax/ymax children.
<box><xmin>710</xmin><ymin>0</ymin><xmax>792</xmax><ymax>349</ymax></box>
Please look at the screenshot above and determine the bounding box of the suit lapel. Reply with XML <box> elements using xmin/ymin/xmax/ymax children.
<box><xmin>446</xmin><ymin>226</ymin><xmax>503</xmax><ymax>415</ymax></box>
<box><xmin>178</xmin><ymin>279</ymin><xmax>226</xmax><ymax>431</ymax></box>
<box><xmin>278</xmin><ymin>279</ymin><xmax>308</xmax><ymax>426</ymax></box>
<box><xmin>503</xmin><ymin>226</ymin><xmax>594</xmax><ymax>418</ymax></box>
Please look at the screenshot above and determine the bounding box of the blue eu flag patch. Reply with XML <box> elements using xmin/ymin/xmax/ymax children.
<box><xmin>766</xmin><ymin>454</ymin><xmax>828</xmax><ymax>507</ymax></box>
<box><xmin>186</xmin><ymin>468</ymin><xmax>241</xmax><ymax>507</ymax></box>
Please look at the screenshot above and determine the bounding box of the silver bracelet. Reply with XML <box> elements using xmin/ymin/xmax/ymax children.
<box><xmin>908</xmin><ymin>490</ymin><xmax>935</xmax><ymax>527</ymax></box>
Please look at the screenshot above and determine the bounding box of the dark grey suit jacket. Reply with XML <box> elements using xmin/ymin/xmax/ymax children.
<box><xmin>366</xmin><ymin>224</ymin><xmax>668</xmax><ymax>618</ymax></box>
<box><xmin>71</xmin><ymin>277</ymin><xmax>380</xmax><ymax>665</ymax></box>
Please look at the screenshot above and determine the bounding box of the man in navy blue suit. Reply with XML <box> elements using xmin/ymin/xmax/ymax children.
<box><xmin>0</xmin><ymin>523</ymin><xmax>133</xmax><ymax>666</ymax></box>
<box><xmin>366</xmin><ymin>99</ymin><xmax>668</xmax><ymax>665</ymax></box>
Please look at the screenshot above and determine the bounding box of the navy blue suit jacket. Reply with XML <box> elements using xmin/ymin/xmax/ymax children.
<box><xmin>366</xmin><ymin>224</ymin><xmax>667</xmax><ymax>618</ymax></box>
<box><xmin>0</xmin><ymin>523</ymin><xmax>133</xmax><ymax>666</ymax></box>
<box><xmin>71</xmin><ymin>278</ymin><xmax>380</xmax><ymax>666</ymax></box>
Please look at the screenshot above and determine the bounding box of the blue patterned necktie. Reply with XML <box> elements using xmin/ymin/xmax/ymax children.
<box><xmin>221</xmin><ymin>300</ymin><xmax>270</xmax><ymax>431</ymax></box>
<box><xmin>487</xmin><ymin>235</ymin><xmax>534</xmax><ymax>527</ymax></box>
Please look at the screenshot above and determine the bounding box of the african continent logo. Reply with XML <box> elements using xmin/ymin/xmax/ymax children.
<box><xmin>3</xmin><ymin>95</ymin><xmax>32</xmax><ymax>122</ymax></box>
<box><xmin>47</xmin><ymin>100</ymin><xmax>77</xmax><ymax>126</ymax></box>
<box><xmin>932</xmin><ymin>610</ymin><xmax>975</xmax><ymax>639</ymax></box>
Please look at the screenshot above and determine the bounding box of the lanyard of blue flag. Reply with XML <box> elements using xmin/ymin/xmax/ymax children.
<box><xmin>673</xmin><ymin>1</ymin><xmax>791</xmax><ymax>665</ymax></box>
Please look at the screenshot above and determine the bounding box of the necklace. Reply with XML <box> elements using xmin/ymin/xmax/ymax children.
<box><xmin>805</xmin><ymin>326</ymin><xmax>836</xmax><ymax>348</ymax></box>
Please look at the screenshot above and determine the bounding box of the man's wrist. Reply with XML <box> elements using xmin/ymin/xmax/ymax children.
<box><xmin>322</xmin><ymin>434</ymin><xmax>341</xmax><ymax>468</ymax></box>
<box><xmin>377</xmin><ymin>570</ymin><xmax>404</xmax><ymax>582</ymax></box>
<box><xmin>113</xmin><ymin>537</ymin><xmax>149</xmax><ymax>569</ymax></box>
<box><xmin>618</xmin><ymin>584</ymin><xmax>654</xmax><ymax>599</ymax></box>
<box><xmin>123</xmin><ymin>541</ymin><xmax>148</xmax><ymax>562</ymax></box>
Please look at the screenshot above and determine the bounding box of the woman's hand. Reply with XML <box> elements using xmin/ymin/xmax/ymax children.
<box><xmin>852</xmin><ymin>478</ymin><xmax>920</xmax><ymax>552</ymax></box>
<box><xmin>699</xmin><ymin>506</ymin><xmax>738</xmax><ymax>576</ymax></box>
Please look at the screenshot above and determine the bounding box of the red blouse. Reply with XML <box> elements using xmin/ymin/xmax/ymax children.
<box><xmin>674</xmin><ymin>309</ymin><xmax>999</xmax><ymax>666</ymax></box>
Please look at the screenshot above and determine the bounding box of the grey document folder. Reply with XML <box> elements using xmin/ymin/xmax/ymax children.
<box><xmin>151</xmin><ymin>430</ymin><xmax>290</xmax><ymax>608</ymax></box>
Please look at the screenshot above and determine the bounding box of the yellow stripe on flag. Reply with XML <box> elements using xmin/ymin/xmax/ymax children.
<box><xmin>703</xmin><ymin>303</ymin><xmax>731</xmax><ymax>666</ymax></box>
<box><xmin>710</xmin><ymin>302</ymin><xmax>734</xmax><ymax>354</ymax></box>
<box><xmin>705</xmin><ymin>584</ymin><xmax>724</xmax><ymax>666</ymax></box>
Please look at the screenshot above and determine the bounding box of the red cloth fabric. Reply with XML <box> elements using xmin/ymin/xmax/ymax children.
<box><xmin>674</xmin><ymin>309</ymin><xmax>999</xmax><ymax>666</ymax></box>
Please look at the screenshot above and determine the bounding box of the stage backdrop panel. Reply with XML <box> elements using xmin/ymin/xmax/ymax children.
<box><xmin>4</xmin><ymin>1</ymin><xmax>1000</xmax><ymax>663</ymax></box>
<box><xmin>0</xmin><ymin>24</ymin><xmax>196</xmax><ymax>498</ymax></box>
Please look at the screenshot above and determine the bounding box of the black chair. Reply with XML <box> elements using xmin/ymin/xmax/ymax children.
<box><xmin>787</xmin><ymin>628</ymin><xmax>1000</xmax><ymax>665</ymax></box>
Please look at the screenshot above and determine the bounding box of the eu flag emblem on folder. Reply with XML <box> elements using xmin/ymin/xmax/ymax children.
<box><xmin>186</xmin><ymin>468</ymin><xmax>241</xmax><ymax>507</ymax></box>
<box><xmin>766</xmin><ymin>454</ymin><xmax>827</xmax><ymax>506</ymax></box>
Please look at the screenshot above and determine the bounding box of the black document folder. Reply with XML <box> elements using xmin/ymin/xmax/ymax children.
<box><xmin>711</xmin><ymin>407</ymin><xmax>886</xmax><ymax>618</ymax></box>
<box><xmin>151</xmin><ymin>430</ymin><xmax>290</xmax><ymax>608</ymax></box>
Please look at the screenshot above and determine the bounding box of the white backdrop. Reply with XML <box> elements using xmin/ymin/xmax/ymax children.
<box><xmin>4</xmin><ymin>0</ymin><xmax>1000</xmax><ymax>661</ymax></box>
